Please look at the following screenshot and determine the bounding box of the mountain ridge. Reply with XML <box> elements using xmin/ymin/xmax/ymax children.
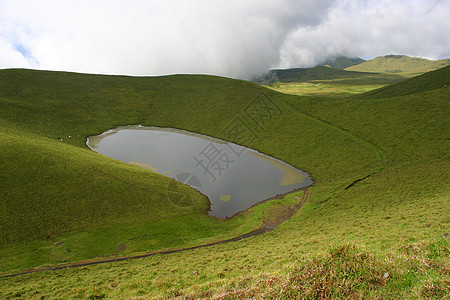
<box><xmin>345</xmin><ymin>54</ymin><xmax>450</xmax><ymax>75</ymax></box>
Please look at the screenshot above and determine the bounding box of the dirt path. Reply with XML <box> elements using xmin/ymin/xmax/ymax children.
<box><xmin>1</xmin><ymin>187</ymin><xmax>310</xmax><ymax>279</ymax></box>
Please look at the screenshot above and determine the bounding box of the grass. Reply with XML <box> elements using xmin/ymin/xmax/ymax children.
<box><xmin>345</xmin><ymin>54</ymin><xmax>450</xmax><ymax>76</ymax></box>
<box><xmin>358</xmin><ymin>64</ymin><xmax>450</xmax><ymax>98</ymax></box>
<box><xmin>263</xmin><ymin>68</ymin><xmax>407</xmax><ymax>97</ymax></box>
<box><xmin>0</xmin><ymin>66</ymin><xmax>449</xmax><ymax>298</ymax></box>
<box><xmin>258</xmin><ymin>65</ymin><xmax>405</xmax><ymax>84</ymax></box>
<box><xmin>0</xmin><ymin>69</ymin><xmax>377</xmax><ymax>272</ymax></box>
<box><xmin>323</xmin><ymin>56</ymin><xmax>366</xmax><ymax>69</ymax></box>
<box><xmin>266</xmin><ymin>66</ymin><xmax>371</xmax><ymax>83</ymax></box>
<box><xmin>258</xmin><ymin>54</ymin><xmax>449</xmax><ymax>97</ymax></box>
<box><xmin>264</xmin><ymin>81</ymin><xmax>386</xmax><ymax>97</ymax></box>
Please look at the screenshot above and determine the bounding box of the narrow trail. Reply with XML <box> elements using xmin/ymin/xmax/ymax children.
<box><xmin>0</xmin><ymin>187</ymin><xmax>310</xmax><ymax>279</ymax></box>
<box><xmin>2</xmin><ymin>98</ymin><xmax>381</xmax><ymax>279</ymax></box>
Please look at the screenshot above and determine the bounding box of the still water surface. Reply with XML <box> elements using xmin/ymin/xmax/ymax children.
<box><xmin>87</xmin><ymin>126</ymin><xmax>312</xmax><ymax>218</ymax></box>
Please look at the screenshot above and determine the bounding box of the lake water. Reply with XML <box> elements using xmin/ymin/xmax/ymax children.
<box><xmin>87</xmin><ymin>126</ymin><xmax>312</xmax><ymax>218</ymax></box>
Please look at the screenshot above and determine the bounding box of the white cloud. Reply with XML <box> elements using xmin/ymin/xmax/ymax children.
<box><xmin>0</xmin><ymin>0</ymin><xmax>449</xmax><ymax>79</ymax></box>
<box><xmin>278</xmin><ymin>0</ymin><xmax>450</xmax><ymax>68</ymax></box>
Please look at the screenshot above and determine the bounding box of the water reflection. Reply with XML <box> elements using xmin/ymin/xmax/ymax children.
<box><xmin>87</xmin><ymin>126</ymin><xmax>312</xmax><ymax>218</ymax></box>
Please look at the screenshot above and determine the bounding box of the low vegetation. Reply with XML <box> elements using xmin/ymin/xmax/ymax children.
<box><xmin>261</xmin><ymin>69</ymin><xmax>405</xmax><ymax>97</ymax></box>
<box><xmin>358</xmin><ymin>64</ymin><xmax>450</xmax><ymax>98</ymax></box>
<box><xmin>345</xmin><ymin>54</ymin><xmax>450</xmax><ymax>77</ymax></box>
<box><xmin>264</xmin><ymin>55</ymin><xmax>450</xmax><ymax>97</ymax></box>
<box><xmin>257</xmin><ymin>65</ymin><xmax>404</xmax><ymax>85</ymax></box>
<box><xmin>265</xmin><ymin>81</ymin><xmax>387</xmax><ymax>97</ymax></box>
<box><xmin>0</xmin><ymin>64</ymin><xmax>448</xmax><ymax>298</ymax></box>
<box><xmin>323</xmin><ymin>56</ymin><xmax>366</xmax><ymax>69</ymax></box>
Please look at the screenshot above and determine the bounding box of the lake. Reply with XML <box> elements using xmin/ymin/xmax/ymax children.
<box><xmin>87</xmin><ymin>126</ymin><xmax>312</xmax><ymax>218</ymax></box>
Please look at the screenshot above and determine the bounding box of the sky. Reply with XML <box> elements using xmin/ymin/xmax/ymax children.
<box><xmin>1</xmin><ymin>0</ymin><xmax>449</xmax><ymax>79</ymax></box>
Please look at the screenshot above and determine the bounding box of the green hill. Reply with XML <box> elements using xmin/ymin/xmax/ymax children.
<box><xmin>270</xmin><ymin>66</ymin><xmax>366</xmax><ymax>82</ymax></box>
<box><xmin>0</xmin><ymin>68</ymin><xmax>448</xmax><ymax>299</ymax></box>
<box><xmin>252</xmin><ymin>57</ymin><xmax>366</xmax><ymax>84</ymax></box>
<box><xmin>0</xmin><ymin>69</ymin><xmax>379</xmax><ymax>272</ymax></box>
<box><xmin>323</xmin><ymin>56</ymin><xmax>366</xmax><ymax>69</ymax></box>
<box><xmin>345</xmin><ymin>54</ymin><xmax>450</xmax><ymax>76</ymax></box>
<box><xmin>358</xmin><ymin>64</ymin><xmax>450</xmax><ymax>98</ymax></box>
<box><xmin>259</xmin><ymin>64</ymin><xmax>406</xmax><ymax>97</ymax></box>
<box><xmin>260</xmin><ymin>66</ymin><xmax>403</xmax><ymax>85</ymax></box>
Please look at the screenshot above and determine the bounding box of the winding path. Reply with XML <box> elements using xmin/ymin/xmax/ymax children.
<box><xmin>2</xmin><ymin>100</ymin><xmax>386</xmax><ymax>279</ymax></box>
<box><xmin>1</xmin><ymin>188</ymin><xmax>310</xmax><ymax>278</ymax></box>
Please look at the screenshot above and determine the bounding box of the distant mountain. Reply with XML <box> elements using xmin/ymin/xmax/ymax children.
<box><xmin>358</xmin><ymin>64</ymin><xmax>450</xmax><ymax>98</ymax></box>
<box><xmin>345</xmin><ymin>55</ymin><xmax>450</xmax><ymax>75</ymax></box>
<box><xmin>252</xmin><ymin>56</ymin><xmax>365</xmax><ymax>84</ymax></box>
<box><xmin>323</xmin><ymin>57</ymin><xmax>366</xmax><ymax>69</ymax></box>
<box><xmin>253</xmin><ymin>65</ymin><xmax>399</xmax><ymax>85</ymax></box>
<box><xmin>253</xmin><ymin>55</ymin><xmax>450</xmax><ymax>84</ymax></box>
<box><xmin>254</xmin><ymin>66</ymin><xmax>374</xmax><ymax>84</ymax></box>
<box><xmin>269</xmin><ymin>66</ymin><xmax>362</xmax><ymax>82</ymax></box>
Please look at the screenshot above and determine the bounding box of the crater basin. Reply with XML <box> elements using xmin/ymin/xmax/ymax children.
<box><xmin>87</xmin><ymin>126</ymin><xmax>313</xmax><ymax>218</ymax></box>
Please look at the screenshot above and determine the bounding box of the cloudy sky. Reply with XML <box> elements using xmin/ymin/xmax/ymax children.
<box><xmin>1</xmin><ymin>0</ymin><xmax>449</xmax><ymax>79</ymax></box>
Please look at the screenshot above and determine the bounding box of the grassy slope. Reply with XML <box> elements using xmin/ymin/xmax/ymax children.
<box><xmin>267</xmin><ymin>66</ymin><xmax>403</xmax><ymax>85</ymax></box>
<box><xmin>265</xmin><ymin>81</ymin><xmax>387</xmax><ymax>97</ymax></box>
<box><xmin>0</xmin><ymin>71</ymin><xmax>276</xmax><ymax>269</ymax></box>
<box><xmin>324</xmin><ymin>56</ymin><xmax>366</xmax><ymax>69</ymax></box>
<box><xmin>263</xmin><ymin>66</ymin><xmax>406</xmax><ymax>97</ymax></box>
<box><xmin>0</xmin><ymin>68</ymin><xmax>449</xmax><ymax>299</ymax></box>
<box><xmin>0</xmin><ymin>69</ymin><xmax>377</xmax><ymax>272</ymax></box>
<box><xmin>346</xmin><ymin>54</ymin><xmax>450</xmax><ymax>76</ymax></box>
<box><xmin>358</xmin><ymin>64</ymin><xmax>450</xmax><ymax>98</ymax></box>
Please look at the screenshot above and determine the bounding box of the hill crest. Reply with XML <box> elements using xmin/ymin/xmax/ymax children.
<box><xmin>358</xmin><ymin>64</ymin><xmax>450</xmax><ymax>98</ymax></box>
<box><xmin>323</xmin><ymin>56</ymin><xmax>366</xmax><ymax>69</ymax></box>
<box><xmin>345</xmin><ymin>54</ymin><xmax>450</xmax><ymax>75</ymax></box>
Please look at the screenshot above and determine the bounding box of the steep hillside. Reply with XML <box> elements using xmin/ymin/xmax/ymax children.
<box><xmin>0</xmin><ymin>68</ymin><xmax>448</xmax><ymax>299</ymax></box>
<box><xmin>0</xmin><ymin>69</ymin><xmax>378</xmax><ymax>272</ymax></box>
<box><xmin>358</xmin><ymin>64</ymin><xmax>450</xmax><ymax>98</ymax></box>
